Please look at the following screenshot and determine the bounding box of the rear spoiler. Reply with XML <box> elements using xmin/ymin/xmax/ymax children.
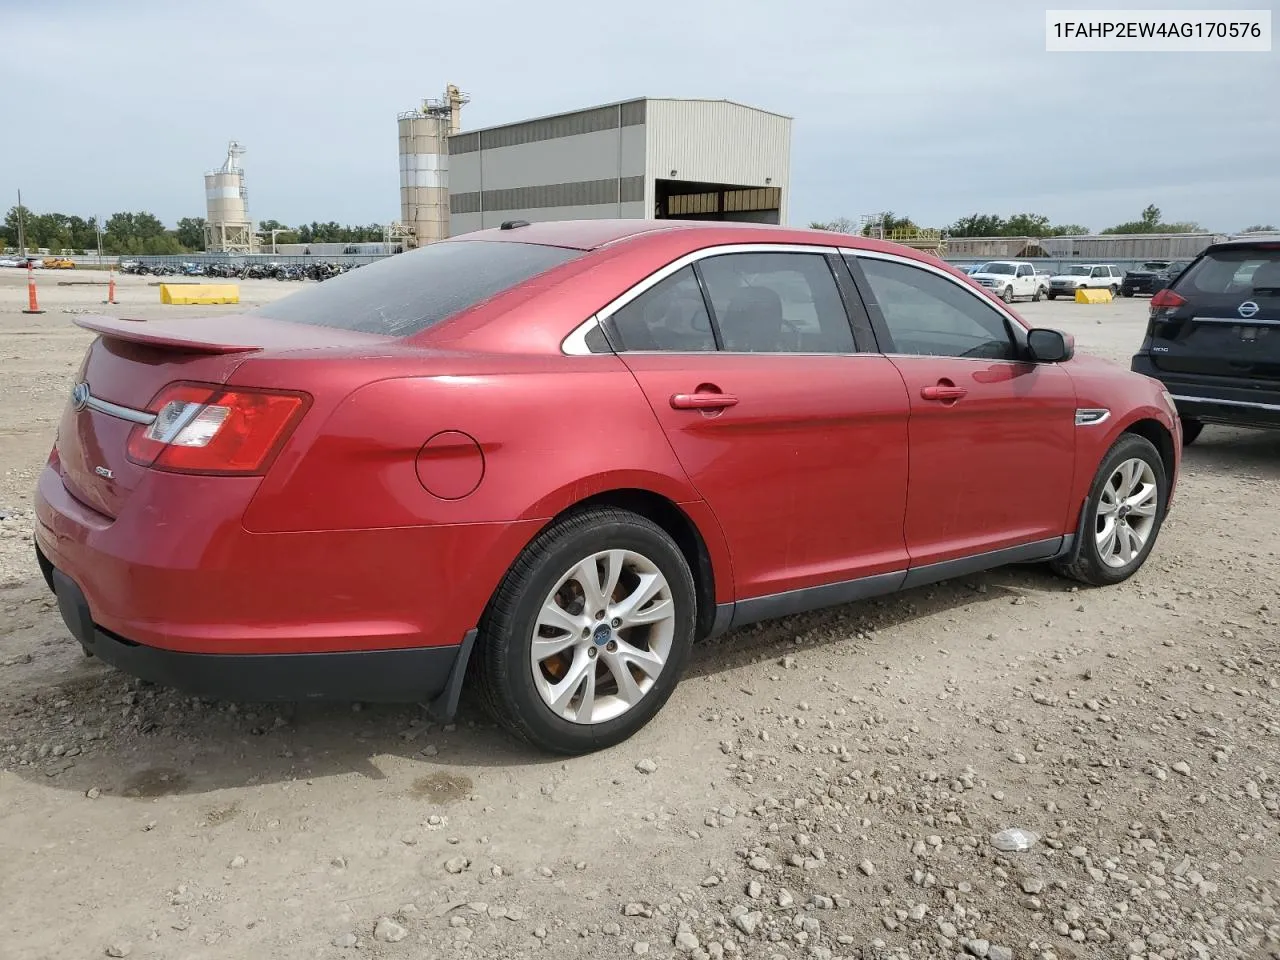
<box><xmin>73</xmin><ymin>315</ymin><xmax>262</xmax><ymax>354</ymax></box>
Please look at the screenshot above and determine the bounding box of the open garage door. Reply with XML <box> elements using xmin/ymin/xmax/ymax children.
<box><xmin>655</xmin><ymin>180</ymin><xmax>782</xmax><ymax>224</ymax></box>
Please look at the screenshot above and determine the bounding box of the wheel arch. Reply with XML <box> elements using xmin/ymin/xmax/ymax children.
<box><xmin>1119</xmin><ymin>416</ymin><xmax>1175</xmax><ymax>494</ymax></box>
<box><xmin>542</xmin><ymin>488</ymin><xmax>730</xmax><ymax>641</ymax></box>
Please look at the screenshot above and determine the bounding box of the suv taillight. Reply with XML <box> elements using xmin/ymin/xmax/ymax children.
<box><xmin>126</xmin><ymin>382</ymin><xmax>309</xmax><ymax>475</ymax></box>
<box><xmin>1150</xmin><ymin>289</ymin><xmax>1186</xmax><ymax>309</ymax></box>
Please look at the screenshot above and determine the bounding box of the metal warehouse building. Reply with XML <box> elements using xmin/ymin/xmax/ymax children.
<box><xmin>445</xmin><ymin>97</ymin><xmax>791</xmax><ymax>236</ymax></box>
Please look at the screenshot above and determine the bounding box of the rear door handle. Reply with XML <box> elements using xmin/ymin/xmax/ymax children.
<box><xmin>671</xmin><ymin>393</ymin><xmax>739</xmax><ymax>410</ymax></box>
<box><xmin>921</xmin><ymin>385</ymin><xmax>968</xmax><ymax>401</ymax></box>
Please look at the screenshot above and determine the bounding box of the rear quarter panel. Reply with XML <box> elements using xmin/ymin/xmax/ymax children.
<box><xmin>241</xmin><ymin>354</ymin><xmax>701</xmax><ymax>531</ymax></box>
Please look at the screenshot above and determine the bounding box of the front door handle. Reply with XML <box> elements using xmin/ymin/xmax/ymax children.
<box><xmin>671</xmin><ymin>392</ymin><xmax>739</xmax><ymax>410</ymax></box>
<box><xmin>921</xmin><ymin>383</ymin><xmax>967</xmax><ymax>402</ymax></box>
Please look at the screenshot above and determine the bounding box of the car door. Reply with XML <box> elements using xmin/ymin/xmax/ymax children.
<box><xmin>1015</xmin><ymin>264</ymin><xmax>1036</xmax><ymax>298</ymax></box>
<box><xmin>843</xmin><ymin>250</ymin><xmax>1078</xmax><ymax>574</ymax></box>
<box><xmin>601</xmin><ymin>246</ymin><xmax>912</xmax><ymax>608</ymax></box>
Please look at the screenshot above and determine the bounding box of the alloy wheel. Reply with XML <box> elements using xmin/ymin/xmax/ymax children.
<box><xmin>529</xmin><ymin>549</ymin><xmax>676</xmax><ymax>725</ymax></box>
<box><xmin>1094</xmin><ymin>458</ymin><xmax>1159</xmax><ymax>568</ymax></box>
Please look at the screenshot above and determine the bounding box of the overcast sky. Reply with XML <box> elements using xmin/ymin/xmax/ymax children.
<box><xmin>2</xmin><ymin>0</ymin><xmax>1275</xmax><ymax>233</ymax></box>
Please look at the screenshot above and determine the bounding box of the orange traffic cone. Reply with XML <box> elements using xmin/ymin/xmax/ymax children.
<box><xmin>22</xmin><ymin>263</ymin><xmax>45</xmax><ymax>315</ymax></box>
<box><xmin>104</xmin><ymin>269</ymin><xmax>118</xmax><ymax>305</ymax></box>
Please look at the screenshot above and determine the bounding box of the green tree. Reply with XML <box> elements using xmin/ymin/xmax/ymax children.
<box><xmin>1049</xmin><ymin>223</ymin><xmax>1090</xmax><ymax>236</ymax></box>
<box><xmin>862</xmin><ymin>212</ymin><xmax>919</xmax><ymax>237</ymax></box>
<box><xmin>1101</xmin><ymin>205</ymin><xmax>1202</xmax><ymax>234</ymax></box>
<box><xmin>809</xmin><ymin>217</ymin><xmax>857</xmax><ymax>233</ymax></box>
<box><xmin>949</xmin><ymin>214</ymin><xmax>1007</xmax><ymax>237</ymax></box>
<box><xmin>175</xmin><ymin>217</ymin><xmax>206</xmax><ymax>250</ymax></box>
<box><xmin>1004</xmin><ymin>212</ymin><xmax>1052</xmax><ymax>237</ymax></box>
<box><xmin>1241</xmin><ymin>223</ymin><xmax>1278</xmax><ymax>232</ymax></box>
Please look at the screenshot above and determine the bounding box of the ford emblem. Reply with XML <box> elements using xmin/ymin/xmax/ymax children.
<box><xmin>71</xmin><ymin>382</ymin><xmax>91</xmax><ymax>411</ymax></box>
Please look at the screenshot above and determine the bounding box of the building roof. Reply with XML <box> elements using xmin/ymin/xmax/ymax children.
<box><xmin>451</xmin><ymin>96</ymin><xmax>792</xmax><ymax>138</ymax></box>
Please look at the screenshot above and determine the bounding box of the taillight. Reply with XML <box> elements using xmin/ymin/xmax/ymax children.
<box><xmin>1150</xmin><ymin>289</ymin><xmax>1186</xmax><ymax>309</ymax></box>
<box><xmin>127</xmin><ymin>382</ymin><xmax>309</xmax><ymax>475</ymax></box>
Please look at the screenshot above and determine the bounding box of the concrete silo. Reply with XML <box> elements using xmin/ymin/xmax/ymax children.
<box><xmin>204</xmin><ymin>141</ymin><xmax>256</xmax><ymax>254</ymax></box>
<box><xmin>397</xmin><ymin>84</ymin><xmax>468</xmax><ymax>248</ymax></box>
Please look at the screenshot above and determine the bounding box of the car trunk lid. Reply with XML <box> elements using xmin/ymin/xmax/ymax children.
<box><xmin>55</xmin><ymin>314</ymin><xmax>388</xmax><ymax>519</ymax></box>
<box><xmin>1147</xmin><ymin>245</ymin><xmax>1280</xmax><ymax>381</ymax></box>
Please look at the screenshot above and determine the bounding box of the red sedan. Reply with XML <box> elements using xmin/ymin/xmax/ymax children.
<box><xmin>34</xmin><ymin>220</ymin><xmax>1181</xmax><ymax>754</ymax></box>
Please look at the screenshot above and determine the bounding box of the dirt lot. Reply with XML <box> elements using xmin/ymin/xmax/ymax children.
<box><xmin>1</xmin><ymin>269</ymin><xmax>1277</xmax><ymax>960</ymax></box>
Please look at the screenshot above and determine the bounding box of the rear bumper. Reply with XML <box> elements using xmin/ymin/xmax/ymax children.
<box><xmin>39</xmin><ymin>541</ymin><xmax>477</xmax><ymax>708</ymax></box>
<box><xmin>33</xmin><ymin>462</ymin><xmax>542</xmax><ymax>656</ymax></box>
<box><xmin>1130</xmin><ymin>357</ymin><xmax>1280</xmax><ymax>429</ymax></box>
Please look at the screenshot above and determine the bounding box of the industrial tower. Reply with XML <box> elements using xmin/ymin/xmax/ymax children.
<box><xmin>204</xmin><ymin>141</ymin><xmax>257</xmax><ymax>254</ymax></box>
<box><xmin>395</xmin><ymin>84</ymin><xmax>469</xmax><ymax>248</ymax></box>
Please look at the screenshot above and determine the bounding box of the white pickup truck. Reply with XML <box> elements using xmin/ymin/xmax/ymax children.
<box><xmin>1047</xmin><ymin>264</ymin><xmax>1123</xmax><ymax>299</ymax></box>
<box><xmin>966</xmin><ymin>260</ymin><xmax>1049</xmax><ymax>303</ymax></box>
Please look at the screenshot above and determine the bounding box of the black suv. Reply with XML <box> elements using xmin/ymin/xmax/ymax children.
<box><xmin>1120</xmin><ymin>260</ymin><xmax>1189</xmax><ymax>297</ymax></box>
<box><xmin>1131</xmin><ymin>238</ymin><xmax>1280</xmax><ymax>445</ymax></box>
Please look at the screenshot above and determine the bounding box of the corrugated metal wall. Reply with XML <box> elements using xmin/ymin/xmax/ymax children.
<box><xmin>645</xmin><ymin>99</ymin><xmax>791</xmax><ymax>224</ymax></box>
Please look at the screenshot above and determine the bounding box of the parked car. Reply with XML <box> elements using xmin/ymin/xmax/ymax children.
<box><xmin>1048</xmin><ymin>264</ymin><xmax>1123</xmax><ymax>299</ymax></box>
<box><xmin>967</xmin><ymin>260</ymin><xmax>1049</xmax><ymax>302</ymax></box>
<box><xmin>1120</xmin><ymin>260</ymin><xmax>1188</xmax><ymax>297</ymax></box>
<box><xmin>1131</xmin><ymin>237</ymin><xmax>1280</xmax><ymax>445</ymax></box>
<box><xmin>42</xmin><ymin>257</ymin><xmax>75</xmax><ymax>269</ymax></box>
<box><xmin>34</xmin><ymin>220</ymin><xmax>1181</xmax><ymax>754</ymax></box>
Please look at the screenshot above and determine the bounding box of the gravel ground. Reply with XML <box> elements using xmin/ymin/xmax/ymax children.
<box><xmin>0</xmin><ymin>269</ymin><xmax>1277</xmax><ymax>960</ymax></box>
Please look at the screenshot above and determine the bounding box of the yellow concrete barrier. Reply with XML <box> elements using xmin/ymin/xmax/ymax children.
<box><xmin>160</xmin><ymin>283</ymin><xmax>240</xmax><ymax>305</ymax></box>
<box><xmin>1075</xmin><ymin>287</ymin><xmax>1112</xmax><ymax>304</ymax></box>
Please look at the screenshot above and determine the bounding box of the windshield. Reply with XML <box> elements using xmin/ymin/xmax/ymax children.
<box><xmin>978</xmin><ymin>262</ymin><xmax>1016</xmax><ymax>275</ymax></box>
<box><xmin>1067</xmin><ymin>266</ymin><xmax>1091</xmax><ymax>276</ymax></box>
<box><xmin>251</xmin><ymin>240</ymin><xmax>584</xmax><ymax>336</ymax></box>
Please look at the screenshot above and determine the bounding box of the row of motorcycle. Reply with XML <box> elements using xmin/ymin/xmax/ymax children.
<box><xmin>118</xmin><ymin>260</ymin><xmax>358</xmax><ymax>281</ymax></box>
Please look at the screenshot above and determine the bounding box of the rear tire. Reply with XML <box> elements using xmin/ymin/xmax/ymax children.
<box><xmin>1047</xmin><ymin>292</ymin><xmax>1057</xmax><ymax>301</ymax></box>
<box><xmin>474</xmin><ymin>507</ymin><xmax>697</xmax><ymax>754</ymax></box>
<box><xmin>1180</xmin><ymin>417</ymin><xmax>1204</xmax><ymax>446</ymax></box>
<box><xmin>1051</xmin><ymin>433</ymin><xmax>1168</xmax><ymax>587</ymax></box>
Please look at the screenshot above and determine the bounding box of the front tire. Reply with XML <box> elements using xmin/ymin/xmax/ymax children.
<box><xmin>1047</xmin><ymin>292</ymin><xmax>1058</xmax><ymax>300</ymax></box>
<box><xmin>1109</xmin><ymin>284</ymin><xmax>1120</xmax><ymax>298</ymax></box>
<box><xmin>1032</xmin><ymin>286</ymin><xmax>1042</xmax><ymax>302</ymax></box>
<box><xmin>1052</xmin><ymin>433</ymin><xmax>1168</xmax><ymax>587</ymax></box>
<box><xmin>474</xmin><ymin>507</ymin><xmax>696</xmax><ymax>754</ymax></box>
<box><xmin>1001</xmin><ymin>285</ymin><xmax>1014</xmax><ymax>303</ymax></box>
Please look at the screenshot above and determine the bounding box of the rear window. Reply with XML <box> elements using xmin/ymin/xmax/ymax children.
<box><xmin>1177</xmin><ymin>247</ymin><xmax>1280</xmax><ymax>296</ymax></box>
<box><xmin>251</xmin><ymin>240</ymin><xmax>583</xmax><ymax>336</ymax></box>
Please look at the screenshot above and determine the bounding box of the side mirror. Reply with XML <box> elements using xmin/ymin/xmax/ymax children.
<box><xmin>1027</xmin><ymin>328</ymin><xmax>1074</xmax><ymax>363</ymax></box>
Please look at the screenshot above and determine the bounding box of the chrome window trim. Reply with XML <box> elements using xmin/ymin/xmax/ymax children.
<box><xmin>83</xmin><ymin>393</ymin><xmax>156</xmax><ymax>425</ymax></box>
<box><xmin>560</xmin><ymin>242</ymin><xmax>851</xmax><ymax>357</ymax></box>
<box><xmin>1074</xmin><ymin>408</ymin><xmax>1111</xmax><ymax>426</ymax></box>
<box><xmin>840</xmin><ymin>247</ymin><xmax>1037</xmax><ymax>366</ymax></box>
<box><xmin>562</xmin><ymin>314</ymin><xmax>604</xmax><ymax>356</ymax></box>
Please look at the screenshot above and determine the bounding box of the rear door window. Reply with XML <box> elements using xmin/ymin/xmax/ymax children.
<box><xmin>697</xmin><ymin>252</ymin><xmax>856</xmax><ymax>353</ymax></box>
<box><xmin>251</xmin><ymin>240</ymin><xmax>583</xmax><ymax>336</ymax></box>
<box><xmin>608</xmin><ymin>265</ymin><xmax>717</xmax><ymax>352</ymax></box>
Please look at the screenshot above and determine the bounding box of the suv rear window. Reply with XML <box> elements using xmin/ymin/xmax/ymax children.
<box><xmin>1178</xmin><ymin>246</ymin><xmax>1280</xmax><ymax>296</ymax></box>
<box><xmin>251</xmin><ymin>240</ymin><xmax>583</xmax><ymax>336</ymax></box>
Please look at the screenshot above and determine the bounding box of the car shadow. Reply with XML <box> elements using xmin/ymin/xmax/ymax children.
<box><xmin>1</xmin><ymin>566</ymin><xmax>1048</xmax><ymax>799</ymax></box>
